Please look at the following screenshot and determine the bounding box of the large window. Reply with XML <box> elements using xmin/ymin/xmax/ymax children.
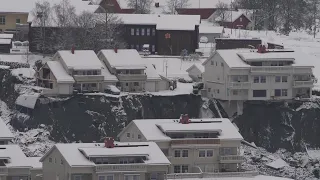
<box><xmin>275</xmin><ymin>89</ymin><xmax>281</xmax><ymax>96</ymax></box>
<box><xmin>274</xmin><ymin>89</ymin><xmax>288</xmax><ymax>97</ymax></box>
<box><xmin>199</xmin><ymin>150</ymin><xmax>206</xmax><ymax>157</ymax></box>
<box><xmin>275</xmin><ymin>76</ymin><xmax>288</xmax><ymax>83</ymax></box>
<box><xmin>136</xmin><ymin>28</ymin><xmax>140</xmax><ymax>36</ymax></box>
<box><xmin>174</xmin><ymin>165</ymin><xmax>189</xmax><ymax>173</ymax></box>
<box><xmin>199</xmin><ymin>149</ymin><xmax>214</xmax><ymax>157</ymax></box>
<box><xmin>99</xmin><ymin>175</ymin><xmax>114</xmax><ymax>180</ymax></box>
<box><xmin>253</xmin><ymin>76</ymin><xmax>266</xmax><ymax>83</ymax></box>
<box><xmin>174</xmin><ymin>149</ymin><xmax>188</xmax><ymax>157</ymax></box>
<box><xmin>131</xmin><ymin>28</ymin><xmax>134</xmax><ymax>35</ymax></box>
<box><xmin>220</xmin><ymin>148</ymin><xmax>233</xmax><ymax>155</ymax></box>
<box><xmin>16</xmin><ymin>19</ymin><xmax>21</xmax><ymax>24</ymax></box>
<box><xmin>275</xmin><ymin>76</ymin><xmax>281</xmax><ymax>82</ymax></box>
<box><xmin>147</xmin><ymin>28</ymin><xmax>150</xmax><ymax>36</ymax></box>
<box><xmin>141</xmin><ymin>28</ymin><xmax>145</xmax><ymax>35</ymax></box>
<box><xmin>252</xmin><ymin>90</ymin><xmax>267</xmax><ymax>97</ymax></box>
<box><xmin>260</xmin><ymin>76</ymin><xmax>266</xmax><ymax>83</ymax></box>
<box><xmin>0</xmin><ymin>16</ymin><xmax>5</xmax><ymax>25</ymax></box>
<box><xmin>253</xmin><ymin>76</ymin><xmax>259</xmax><ymax>83</ymax></box>
<box><xmin>124</xmin><ymin>175</ymin><xmax>140</xmax><ymax>180</ymax></box>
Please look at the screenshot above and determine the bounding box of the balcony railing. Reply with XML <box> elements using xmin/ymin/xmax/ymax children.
<box><xmin>293</xmin><ymin>80</ymin><xmax>314</xmax><ymax>88</ymax></box>
<box><xmin>228</xmin><ymin>82</ymin><xmax>251</xmax><ymax>89</ymax></box>
<box><xmin>171</xmin><ymin>138</ymin><xmax>220</xmax><ymax>147</ymax></box>
<box><xmin>96</xmin><ymin>164</ymin><xmax>147</xmax><ymax>172</ymax></box>
<box><xmin>0</xmin><ymin>167</ymin><xmax>8</xmax><ymax>174</ymax></box>
<box><xmin>73</xmin><ymin>75</ymin><xmax>104</xmax><ymax>82</ymax></box>
<box><xmin>117</xmin><ymin>74</ymin><xmax>147</xmax><ymax>81</ymax></box>
<box><xmin>251</xmin><ymin>66</ymin><xmax>293</xmax><ymax>74</ymax></box>
<box><xmin>220</xmin><ymin>155</ymin><xmax>245</xmax><ymax>163</ymax></box>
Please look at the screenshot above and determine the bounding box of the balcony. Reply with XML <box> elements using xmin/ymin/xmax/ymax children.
<box><xmin>293</xmin><ymin>80</ymin><xmax>314</xmax><ymax>88</ymax></box>
<box><xmin>251</xmin><ymin>66</ymin><xmax>293</xmax><ymax>74</ymax></box>
<box><xmin>220</xmin><ymin>155</ymin><xmax>245</xmax><ymax>163</ymax></box>
<box><xmin>96</xmin><ymin>164</ymin><xmax>147</xmax><ymax>172</ymax></box>
<box><xmin>0</xmin><ymin>167</ymin><xmax>8</xmax><ymax>175</ymax></box>
<box><xmin>117</xmin><ymin>74</ymin><xmax>147</xmax><ymax>81</ymax></box>
<box><xmin>73</xmin><ymin>75</ymin><xmax>104</xmax><ymax>82</ymax></box>
<box><xmin>228</xmin><ymin>82</ymin><xmax>251</xmax><ymax>89</ymax></box>
<box><xmin>171</xmin><ymin>138</ymin><xmax>220</xmax><ymax>148</ymax></box>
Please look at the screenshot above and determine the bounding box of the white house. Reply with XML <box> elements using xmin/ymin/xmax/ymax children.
<box><xmin>186</xmin><ymin>64</ymin><xmax>205</xmax><ymax>82</ymax></box>
<box><xmin>39</xmin><ymin>139</ymin><xmax>170</xmax><ymax>180</ymax></box>
<box><xmin>118</xmin><ymin>116</ymin><xmax>244</xmax><ymax>173</ymax></box>
<box><xmin>37</xmin><ymin>49</ymin><xmax>118</xmax><ymax>95</ymax></box>
<box><xmin>202</xmin><ymin>47</ymin><xmax>315</xmax><ymax>101</ymax></box>
<box><xmin>97</xmin><ymin>49</ymin><xmax>168</xmax><ymax>92</ymax></box>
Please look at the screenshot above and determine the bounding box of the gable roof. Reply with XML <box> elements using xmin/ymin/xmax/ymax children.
<box><xmin>46</xmin><ymin>61</ymin><xmax>75</xmax><ymax>83</ymax></box>
<box><xmin>40</xmin><ymin>141</ymin><xmax>170</xmax><ymax>166</ymax></box>
<box><xmin>0</xmin><ymin>145</ymin><xmax>33</xmax><ymax>167</ymax></box>
<box><xmin>56</xmin><ymin>50</ymin><xmax>103</xmax><ymax>70</ymax></box>
<box><xmin>119</xmin><ymin>118</ymin><xmax>243</xmax><ymax>141</ymax></box>
<box><xmin>99</xmin><ymin>49</ymin><xmax>146</xmax><ymax>69</ymax></box>
<box><xmin>213</xmin><ymin>10</ymin><xmax>251</xmax><ymax>23</ymax></box>
<box><xmin>185</xmin><ymin>0</ymin><xmax>232</xmax><ymax>9</ymax></box>
<box><xmin>116</xmin><ymin>14</ymin><xmax>200</xmax><ymax>31</ymax></box>
<box><xmin>0</xmin><ymin>118</ymin><xmax>14</xmax><ymax>140</ymax></box>
<box><xmin>15</xmin><ymin>93</ymin><xmax>40</xmax><ymax>109</ymax></box>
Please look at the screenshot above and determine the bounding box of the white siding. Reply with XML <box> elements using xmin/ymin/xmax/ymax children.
<box><xmin>158</xmin><ymin>79</ymin><xmax>169</xmax><ymax>91</ymax></box>
<box><xmin>58</xmin><ymin>84</ymin><xmax>73</xmax><ymax>95</ymax></box>
<box><xmin>145</xmin><ymin>81</ymin><xmax>157</xmax><ymax>92</ymax></box>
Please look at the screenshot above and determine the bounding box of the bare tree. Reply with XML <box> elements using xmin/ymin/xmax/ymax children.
<box><xmin>165</xmin><ymin>0</ymin><xmax>189</xmax><ymax>14</ymax></box>
<box><xmin>127</xmin><ymin>0</ymin><xmax>152</xmax><ymax>14</ymax></box>
<box><xmin>214</xmin><ymin>2</ymin><xmax>230</xmax><ymax>24</ymax></box>
<box><xmin>307</xmin><ymin>0</ymin><xmax>320</xmax><ymax>38</ymax></box>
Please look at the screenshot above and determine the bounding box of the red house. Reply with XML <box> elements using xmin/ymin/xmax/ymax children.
<box><xmin>209</xmin><ymin>11</ymin><xmax>251</xmax><ymax>29</ymax></box>
<box><xmin>176</xmin><ymin>8</ymin><xmax>216</xmax><ymax>19</ymax></box>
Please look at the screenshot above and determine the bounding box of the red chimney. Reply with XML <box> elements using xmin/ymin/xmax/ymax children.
<box><xmin>104</xmin><ymin>137</ymin><xmax>114</xmax><ymax>148</ymax></box>
<box><xmin>71</xmin><ymin>46</ymin><xmax>75</xmax><ymax>54</ymax></box>
<box><xmin>257</xmin><ymin>44</ymin><xmax>267</xmax><ymax>53</ymax></box>
<box><xmin>114</xmin><ymin>48</ymin><xmax>118</xmax><ymax>53</ymax></box>
<box><xmin>179</xmin><ymin>114</ymin><xmax>190</xmax><ymax>124</ymax></box>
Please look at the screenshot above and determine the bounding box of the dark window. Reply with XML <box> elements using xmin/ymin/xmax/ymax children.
<box><xmin>141</xmin><ymin>28</ymin><xmax>145</xmax><ymax>35</ymax></box>
<box><xmin>275</xmin><ymin>89</ymin><xmax>281</xmax><ymax>96</ymax></box>
<box><xmin>174</xmin><ymin>166</ymin><xmax>181</xmax><ymax>173</ymax></box>
<box><xmin>49</xmin><ymin>83</ymin><xmax>53</xmax><ymax>89</ymax></box>
<box><xmin>87</xmin><ymin>71</ymin><xmax>92</xmax><ymax>75</ymax></box>
<box><xmin>49</xmin><ymin>157</ymin><xmax>52</xmax><ymax>163</ymax></box>
<box><xmin>253</xmin><ymin>90</ymin><xmax>267</xmax><ymax>97</ymax></box>
<box><xmin>126</xmin><ymin>133</ymin><xmax>130</xmax><ymax>137</ymax></box>
<box><xmin>131</xmin><ymin>28</ymin><xmax>134</xmax><ymax>35</ymax></box>
<box><xmin>199</xmin><ymin>150</ymin><xmax>206</xmax><ymax>157</ymax></box>
<box><xmin>181</xmin><ymin>165</ymin><xmax>188</xmax><ymax>173</ymax></box>
<box><xmin>253</xmin><ymin>76</ymin><xmax>259</xmax><ymax>83</ymax></box>
<box><xmin>207</xmin><ymin>150</ymin><xmax>213</xmax><ymax>157</ymax></box>
<box><xmin>138</xmin><ymin>134</ymin><xmax>141</xmax><ymax>139</ymax></box>
<box><xmin>134</xmin><ymin>82</ymin><xmax>139</xmax><ymax>86</ymax></box>
<box><xmin>152</xmin><ymin>28</ymin><xmax>156</xmax><ymax>36</ymax></box>
<box><xmin>147</xmin><ymin>28</ymin><xmax>150</xmax><ymax>36</ymax></box>
<box><xmin>275</xmin><ymin>76</ymin><xmax>281</xmax><ymax>82</ymax></box>
<box><xmin>16</xmin><ymin>19</ymin><xmax>20</xmax><ymax>24</ymax></box>
<box><xmin>93</xmin><ymin>71</ymin><xmax>98</xmax><ymax>75</ymax></box>
<box><xmin>91</xmin><ymin>83</ymin><xmax>96</xmax><ymax>87</ymax></box>
<box><xmin>136</xmin><ymin>44</ymin><xmax>140</xmax><ymax>51</ymax></box>
<box><xmin>174</xmin><ymin>150</ymin><xmax>181</xmax><ymax>157</ymax></box>
<box><xmin>182</xmin><ymin>150</ymin><xmax>188</xmax><ymax>157</ymax></box>
<box><xmin>130</xmin><ymin>44</ymin><xmax>134</xmax><ymax>49</ymax></box>
<box><xmin>282</xmin><ymin>89</ymin><xmax>288</xmax><ymax>96</ymax></box>
<box><xmin>136</xmin><ymin>28</ymin><xmax>140</xmax><ymax>35</ymax></box>
<box><xmin>282</xmin><ymin>76</ymin><xmax>288</xmax><ymax>82</ymax></box>
<box><xmin>260</xmin><ymin>76</ymin><xmax>266</xmax><ymax>83</ymax></box>
<box><xmin>126</xmin><ymin>83</ymin><xmax>129</xmax><ymax>86</ymax></box>
<box><xmin>0</xmin><ymin>16</ymin><xmax>5</xmax><ymax>25</ymax></box>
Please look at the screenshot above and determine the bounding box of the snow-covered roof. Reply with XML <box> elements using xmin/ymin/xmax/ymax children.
<box><xmin>199</xmin><ymin>26</ymin><xmax>224</xmax><ymax>34</ymax></box>
<box><xmin>0</xmin><ymin>118</ymin><xmax>14</xmax><ymax>140</ymax></box>
<box><xmin>41</xmin><ymin>141</ymin><xmax>169</xmax><ymax>166</ymax></box>
<box><xmin>186</xmin><ymin>64</ymin><xmax>205</xmax><ymax>73</ymax></box>
<box><xmin>208</xmin><ymin>49</ymin><xmax>315</xmax><ymax>68</ymax></box>
<box><xmin>101</xmin><ymin>62</ymin><xmax>118</xmax><ymax>82</ymax></box>
<box><xmin>119</xmin><ymin>118</ymin><xmax>243</xmax><ymax>141</ymax></box>
<box><xmin>27</xmin><ymin>157</ymin><xmax>42</xmax><ymax>169</ymax></box>
<box><xmin>266</xmin><ymin>158</ymin><xmax>289</xmax><ymax>170</ymax></box>
<box><xmin>99</xmin><ymin>49</ymin><xmax>146</xmax><ymax>69</ymax></box>
<box><xmin>15</xmin><ymin>93</ymin><xmax>40</xmax><ymax>109</ymax></box>
<box><xmin>46</xmin><ymin>61</ymin><xmax>75</xmax><ymax>83</ymax></box>
<box><xmin>116</xmin><ymin>14</ymin><xmax>200</xmax><ymax>31</ymax></box>
<box><xmin>0</xmin><ymin>39</ymin><xmax>12</xmax><ymax>45</ymax></box>
<box><xmin>145</xmin><ymin>63</ymin><xmax>161</xmax><ymax>81</ymax></box>
<box><xmin>56</xmin><ymin>50</ymin><xmax>103</xmax><ymax>70</ymax></box>
<box><xmin>0</xmin><ymin>145</ymin><xmax>33</xmax><ymax>167</ymax></box>
<box><xmin>237</xmin><ymin>52</ymin><xmax>296</xmax><ymax>62</ymax></box>
<box><xmin>185</xmin><ymin>0</ymin><xmax>232</xmax><ymax>9</ymax></box>
<box><xmin>0</xmin><ymin>34</ymin><xmax>14</xmax><ymax>39</ymax></box>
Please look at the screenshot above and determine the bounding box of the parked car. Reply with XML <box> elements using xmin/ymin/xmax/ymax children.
<box><xmin>104</xmin><ymin>85</ymin><xmax>120</xmax><ymax>95</ymax></box>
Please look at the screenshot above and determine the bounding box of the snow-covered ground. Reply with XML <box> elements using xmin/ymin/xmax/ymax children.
<box><xmin>171</xmin><ymin>175</ymin><xmax>293</xmax><ymax>180</ymax></box>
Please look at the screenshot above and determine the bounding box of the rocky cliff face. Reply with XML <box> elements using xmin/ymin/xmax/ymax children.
<box><xmin>233</xmin><ymin>100</ymin><xmax>320</xmax><ymax>152</ymax></box>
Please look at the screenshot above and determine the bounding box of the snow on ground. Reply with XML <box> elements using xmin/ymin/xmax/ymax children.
<box><xmin>142</xmin><ymin>57</ymin><xmax>205</xmax><ymax>81</ymax></box>
<box><xmin>151</xmin><ymin>82</ymin><xmax>194</xmax><ymax>96</ymax></box>
<box><xmin>11</xmin><ymin>68</ymin><xmax>35</xmax><ymax>79</ymax></box>
<box><xmin>172</xmin><ymin>175</ymin><xmax>293</xmax><ymax>180</ymax></box>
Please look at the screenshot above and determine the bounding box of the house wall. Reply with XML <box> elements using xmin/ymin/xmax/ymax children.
<box><xmin>58</xmin><ymin>83</ymin><xmax>73</xmax><ymax>94</ymax></box>
<box><xmin>0</xmin><ymin>13</ymin><xmax>28</xmax><ymax>32</ymax></box>
<box><xmin>30</xmin><ymin>169</ymin><xmax>42</xmax><ymax>180</ymax></box>
<box><xmin>119</xmin><ymin>123</ymin><xmax>147</xmax><ymax>142</ymax></box>
<box><xmin>42</xmin><ymin>148</ymin><xmax>70</xmax><ymax>180</ymax></box>
<box><xmin>221</xmin><ymin>15</ymin><xmax>251</xmax><ymax>29</ymax></box>
<box><xmin>145</xmin><ymin>80</ymin><xmax>159</xmax><ymax>92</ymax></box>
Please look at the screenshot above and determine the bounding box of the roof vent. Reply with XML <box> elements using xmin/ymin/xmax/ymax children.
<box><xmin>104</xmin><ymin>137</ymin><xmax>114</xmax><ymax>148</ymax></box>
<box><xmin>71</xmin><ymin>45</ymin><xmax>75</xmax><ymax>54</ymax></box>
<box><xmin>179</xmin><ymin>114</ymin><xmax>190</xmax><ymax>124</ymax></box>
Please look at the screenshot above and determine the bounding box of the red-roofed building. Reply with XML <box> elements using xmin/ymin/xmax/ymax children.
<box><xmin>176</xmin><ymin>8</ymin><xmax>216</xmax><ymax>19</ymax></box>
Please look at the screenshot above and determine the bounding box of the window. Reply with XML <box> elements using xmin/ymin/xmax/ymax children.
<box><xmin>199</xmin><ymin>150</ymin><xmax>206</xmax><ymax>157</ymax></box>
<box><xmin>152</xmin><ymin>28</ymin><xmax>156</xmax><ymax>36</ymax></box>
<box><xmin>138</xmin><ymin>134</ymin><xmax>141</xmax><ymax>139</ymax></box>
<box><xmin>253</xmin><ymin>76</ymin><xmax>259</xmax><ymax>83</ymax></box>
<box><xmin>131</xmin><ymin>28</ymin><xmax>134</xmax><ymax>35</ymax></box>
<box><xmin>233</xmin><ymin>90</ymin><xmax>238</xmax><ymax>95</ymax></box>
<box><xmin>125</xmin><ymin>175</ymin><xmax>140</xmax><ymax>180</ymax></box>
<box><xmin>96</xmin><ymin>158</ymin><xmax>103</xmax><ymax>164</ymax></box>
<box><xmin>260</xmin><ymin>76</ymin><xmax>266</xmax><ymax>83</ymax></box>
<box><xmin>208</xmin><ymin>88</ymin><xmax>211</xmax><ymax>92</ymax></box>
<box><xmin>282</xmin><ymin>76</ymin><xmax>288</xmax><ymax>82</ymax></box>
<box><xmin>126</xmin><ymin>133</ymin><xmax>130</xmax><ymax>138</ymax></box>
<box><xmin>174</xmin><ymin>166</ymin><xmax>181</xmax><ymax>173</ymax></box>
<box><xmin>134</xmin><ymin>82</ymin><xmax>139</xmax><ymax>86</ymax></box>
<box><xmin>60</xmin><ymin>159</ymin><xmax>63</xmax><ymax>165</ymax></box>
<box><xmin>141</xmin><ymin>28</ymin><xmax>145</xmax><ymax>35</ymax></box>
<box><xmin>152</xmin><ymin>45</ymin><xmax>155</xmax><ymax>52</ymax></box>
<box><xmin>174</xmin><ymin>150</ymin><xmax>181</xmax><ymax>157</ymax></box>
<box><xmin>74</xmin><ymin>175</ymin><xmax>82</xmax><ymax>180</ymax></box>
<box><xmin>221</xmin><ymin>62</ymin><xmax>224</xmax><ymax>66</ymax></box>
<box><xmin>99</xmin><ymin>175</ymin><xmax>113</xmax><ymax>180</ymax></box>
<box><xmin>91</xmin><ymin>83</ymin><xmax>96</xmax><ymax>88</ymax></box>
<box><xmin>147</xmin><ymin>28</ymin><xmax>150</xmax><ymax>36</ymax></box>
<box><xmin>0</xmin><ymin>16</ymin><xmax>5</xmax><ymax>25</ymax></box>
<box><xmin>87</xmin><ymin>71</ymin><xmax>92</xmax><ymax>75</ymax></box>
<box><xmin>126</xmin><ymin>83</ymin><xmax>129</xmax><ymax>86</ymax></box>
<box><xmin>275</xmin><ymin>76</ymin><xmax>281</xmax><ymax>83</ymax></box>
<box><xmin>181</xmin><ymin>165</ymin><xmax>189</xmax><ymax>173</ymax></box>
<box><xmin>136</xmin><ymin>44</ymin><xmax>140</xmax><ymax>51</ymax></box>
<box><xmin>211</xmin><ymin>61</ymin><xmax>214</xmax><ymax>65</ymax></box>
<box><xmin>119</xmin><ymin>158</ymin><xmax>128</xmax><ymax>164</ymax></box>
<box><xmin>239</xmin><ymin>17</ymin><xmax>243</xmax><ymax>22</ymax></box>
<box><xmin>16</xmin><ymin>19</ymin><xmax>20</xmax><ymax>24</ymax></box>
<box><xmin>99</xmin><ymin>177</ymin><xmax>105</xmax><ymax>180</ymax></box>
<box><xmin>217</xmin><ymin>89</ymin><xmax>220</xmax><ymax>94</ymax></box>
<box><xmin>136</xmin><ymin>28</ymin><xmax>140</xmax><ymax>35</ymax></box>
<box><xmin>207</xmin><ymin>150</ymin><xmax>213</xmax><ymax>157</ymax></box>
<box><xmin>174</xmin><ymin>165</ymin><xmax>189</xmax><ymax>173</ymax></box>
<box><xmin>182</xmin><ymin>150</ymin><xmax>188</xmax><ymax>157</ymax></box>
<box><xmin>220</xmin><ymin>148</ymin><xmax>232</xmax><ymax>155</ymax></box>
<box><xmin>282</xmin><ymin>89</ymin><xmax>288</xmax><ymax>96</ymax></box>
<box><xmin>275</xmin><ymin>89</ymin><xmax>281</xmax><ymax>97</ymax></box>
<box><xmin>253</xmin><ymin>90</ymin><xmax>267</xmax><ymax>97</ymax></box>
<box><xmin>49</xmin><ymin>157</ymin><xmax>52</xmax><ymax>163</ymax></box>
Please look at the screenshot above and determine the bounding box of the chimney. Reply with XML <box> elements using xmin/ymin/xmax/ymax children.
<box><xmin>114</xmin><ymin>48</ymin><xmax>118</xmax><ymax>53</ymax></box>
<box><xmin>179</xmin><ymin>114</ymin><xmax>190</xmax><ymax>124</ymax></box>
<box><xmin>155</xmin><ymin>2</ymin><xmax>159</xmax><ymax>7</ymax></box>
<box><xmin>104</xmin><ymin>137</ymin><xmax>114</xmax><ymax>148</ymax></box>
<box><xmin>71</xmin><ymin>45</ymin><xmax>75</xmax><ymax>54</ymax></box>
<box><xmin>257</xmin><ymin>44</ymin><xmax>267</xmax><ymax>53</ymax></box>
